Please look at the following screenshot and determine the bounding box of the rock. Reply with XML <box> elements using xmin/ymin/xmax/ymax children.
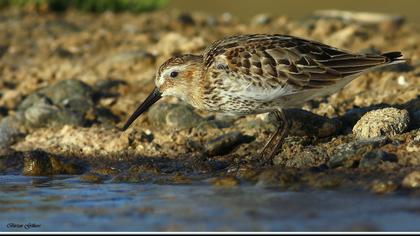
<box><xmin>205</xmin><ymin>16</ymin><xmax>218</xmax><ymax>26</ymax></box>
<box><xmin>0</xmin><ymin>114</ymin><xmax>26</xmax><ymax>149</ymax></box>
<box><xmin>0</xmin><ymin>106</ymin><xmax>7</xmax><ymax>117</ymax></box>
<box><xmin>256</xmin><ymin>169</ymin><xmax>299</xmax><ymax>188</ymax></box>
<box><xmin>341</xmin><ymin>105</ymin><xmax>386</xmax><ymax>128</ymax></box>
<box><xmin>20</xmin><ymin>80</ymin><xmax>94</xmax><ymax>110</ymax></box>
<box><xmin>406</xmin><ymin>140</ymin><xmax>420</xmax><ymax>153</ymax></box>
<box><xmin>251</xmin><ymin>14</ymin><xmax>272</xmax><ymax>25</ymax></box>
<box><xmin>80</xmin><ymin>172</ymin><xmax>108</xmax><ymax>184</ymax></box>
<box><xmin>359</xmin><ymin>150</ymin><xmax>397</xmax><ymax>168</ymax></box>
<box><xmin>204</xmin><ymin>132</ymin><xmax>254</xmax><ymax>156</ymax></box>
<box><xmin>177</xmin><ymin>12</ymin><xmax>195</xmax><ymax>25</ymax></box>
<box><xmin>353</xmin><ymin>108</ymin><xmax>410</xmax><ymax>140</ymax></box>
<box><xmin>101</xmin><ymin>51</ymin><xmax>155</xmax><ymax>65</ymax></box>
<box><xmin>210</xmin><ymin>176</ymin><xmax>239</xmax><ymax>187</ymax></box>
<box><xmin>275</xmin><ymin>144</ymin><xmax>330</xmax><ymax>168</ymax></box>
<box><xmin>17</xmin><ymin>79</ymin><xmax>95</xmax><ymax>128</ymax></box>
<box><xmin>154</xmin><ymin>32</ymin><xmax>205</xmax><ymax>56</ymax></box>
<box><xmin>166</xmin><ymin>104</ymin><xmax>203</xmax><ymax>129</ymax></box>
<box><xmin>22</xmin><ymin>95</ymin><xmax>60</xmax><ymax>127</ymax></box>
<box><xmin>328</xmin><ymin>136</ymin><xmax>389</xmax><ymax>168</ymax></box>
<box><xmin>313</xmin><ymin>10</ymin><xmax>405</xmax><ymax>26</ymax></box>
<box><xmin>402</xmin><ymin>171</ymin><xmax>420</xmax><ymax>189</ymax></box>
<box><xmin>22</xmin><ymin>150</ymin><xmax>86</xmax><ymax>176</ymax></box>
<box><xmin>50</xmin><ymin>156</ymin><xmax>86</xmax><ymax>175</ymax></box>
<box><xmin>371</xmin><ymin>180</ymin><xmax>398</xmax><ymax>194</ymax></box>
<box><xmin>94</xmin><ymin>79</ymin><xmax>127</xmax><ymax>96</ymax></box>
<box><xmin>111</xmin><ymin>173</ymin><xmax>143</xmax><ymax>183</ymax></box>
<box><xmin>310</xmin><ymin>19</ymin><xmax>339</xmax><ymax>38</ymax></box>
<box><xmin>0</xmin><ymin>151</ymin><xmax>24</xmax><ymax>174</ymax></box>
<box><xmin>0</xmin><ymin>44</ymin><xmax>8</xmax><ymax>58</ymax></box>
<box><xmin>220</xmin><ymin>12</ymin><xmax>234</xmax><ymax>25</ymax></box>
<box><xmin>148</xmin><ymin>102</ymin><xmax>205</xmax><ymax>130</ymax></box>
<box><xmin>23</xmin><ymin>150</ymin><xmax>53</xmax><ymax>176</ymax></box>
<box><xmin>410</xmin><ymin>110</ymin><xmax>420</xmax><ymax>130</ymax></box>
<box><xmin>269</xmin><ymin>109</ymin><xmax>342</xmax><ymax>138</ymax></box>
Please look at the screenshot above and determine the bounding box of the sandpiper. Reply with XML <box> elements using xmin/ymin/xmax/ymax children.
<box><xmin>122</xmin><ymin>34</ymin><xmax>404</xmax><ymax>163</ymax></box>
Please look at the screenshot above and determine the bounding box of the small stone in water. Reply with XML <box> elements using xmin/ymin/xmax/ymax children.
<box><xmin>80</xmin><ymin>172</ymin><xmax>108</xmax><ymax>184</ymax></box>
<box><xmin>371</xmin><ymin>180</ymin><xmax>398</xmax><ymax>194</ymax></box>
<box><xmin>211</xmin><ymin>176</ymin><xmax>239</xmax><ymax>187</ymax></box>
<box><xmin>23</xmin><ymin>150</ymin><xmax>52</xmax><ymax>176</ymax></box>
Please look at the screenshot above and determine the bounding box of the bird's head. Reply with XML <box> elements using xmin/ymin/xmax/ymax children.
<box><xmin>122</xmin><ymin>54</ymin><xmax>203</xmax><ymax>130</ymax></box>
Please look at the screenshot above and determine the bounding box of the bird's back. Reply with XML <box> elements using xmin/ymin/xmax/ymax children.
<box><xmin>199</xmin><ymin>34</ymin><xmax>404</xmax><ymax>114</ymax></box>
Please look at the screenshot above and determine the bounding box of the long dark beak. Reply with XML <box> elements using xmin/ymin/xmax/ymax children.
<box><xmin>121</xmin><ymin>87</ymin><xmax>162</xmax><ymax>131</ymax></box>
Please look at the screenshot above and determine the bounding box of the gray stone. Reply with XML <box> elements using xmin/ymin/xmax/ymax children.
<box><xmin>353</xmin><ymin>108</ymin><xmax>410</xmax><ymax>140</ymax></box>
<box><xmin>251</xmin><ymin>14</ymin><xmax>272</xmax><ymax>25</ymax></box>
<box><xmin>359</xmin><ymin>150</ymin><xmax>397</xmax><ymax>168</ymax></box>
<box><xmin>0</xmin><ymin>114</ymin><xmax>26</xmax><ymax>150</ymax></box>
<box><xmin>148</xmin><ymin>102</ymin><xmax>205</xmax><ymax>130</ymax></box>
<box><xmin>19</xmin><ymin>79</ymin><xmax>94</xmax><ymax>111</ymax></box>
<box><xmin>328</xmin><ymin>136</ymin><xmax>389</xmax><ymax>168</ymax></box>
<box><xmin>17</xmin><ymin>79</ymin><xmax>95</xmax><ymax>128</ymax></box>
<box><xmin>178</xmin><ymin>12</ymin><xmax>195</xmax><ymax>25</ymax></box>
<box><xmin>80</xmin><ymin>172</ymin><xmax>108</xmax><ymax>183</ymax></box>
<box><xmin>204</xmin><ymin>132</ymin><xmax>254</xmax><ymax>157</ymax></box>
<box><xmin>269</xmin><ymin>109</ymin><xmax>342</xmax><ymax>138</ymax></box>
<box><xmin>410</xmin><ymin>110</ymin><xmax>420</xmax><ymax>130</ymax></box>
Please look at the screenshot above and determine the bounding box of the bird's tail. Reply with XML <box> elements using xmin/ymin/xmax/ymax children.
<box><xmin>381</xmin><ymin>51</ymin><xmax>406</xmax><ymax>64</ymax></box>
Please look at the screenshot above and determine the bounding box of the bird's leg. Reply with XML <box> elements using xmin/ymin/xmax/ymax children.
<box><xmin>259</xmin><ymin>109</ymin><xmax>289</xmax><ymax>165</ymax></box>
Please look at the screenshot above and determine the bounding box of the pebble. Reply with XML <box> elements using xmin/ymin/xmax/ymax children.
<box><xmin>325</xmin><ymin>25</ymin><xmax>360</xmax><ymax>48</ymax></box>
<box><xmin>148</xmin><ymin>102</ymin><xmax>205</xmax><ymax>130</ymax></box>
<box><xmin>22</xmin><ymin>150</ymin><xmax>86</xmax><ymax>176</ymax></box>
<box><xmin>80</xmin><ymin>172</ymin><xmax>108</xmax><ymax>184</ymax></box>
<box><xmin>410</xmin><ymin>110</ymin><xmax>420</xmax><ymax>130</ymax></box>
<box><xmin>23</xmin><ymin>150</ymin><xmax>53</xmax><ymax>176</ymax></box>
<box><xmin>359</xmin><ymin>150</ymin><xmax>397</xmax><ymax>168</ymax></box>
<box><xmin>353</xmin><ymin>108</ymin><xmax>410</xmax><ymax>140</ymax></box>
<box><xmin>313</xmin><ymin>10</ymin><xmax>404</xmax><ymax>26</ymax></box>
<box><xmin>0</xmin><ymin>114</ymin><xmax>26</xmax><ymax>149</ymax></box>
<box><xmin>177</xmin><ymin>12</ymin><xmax>195</xmax><ymax>25</ymax></box>
<box><xmin>268</xmin><ymin>109</ymin><xmax>342</xmax><ymax>138</ymax></box>
<box><xmin>371</xmin><ymin>180</ymin><xmax>398</xmax><ymax>194</ymax></box>
<box><xmin>11</xmin><ymin>79</ymin><xmax>119</xmax><ymax>129</ymax></box>
<box><xmin>251</xmin><ymin>14</ymin><xmax>272</xmax><ymax>25</ymax></box>
<box><xmin>406</xmin><ymin>140</ymin><xmax>419</xmax><ymax>152</ymax></box>
<box><xmin>204</xmin><ymin>132</ymin><xmax>254</xmax><ymax>157</ymax></box>
<box><xmin>328</xmin><ymin>136</ymin><xmax>388</xmax><ymax>168</ymax></box>
<box><xmin>210</xmin><ymin>176</ymin><xmax>239</xmax><ymax>187</ymax></box>
<box><xmin>17</xmin><ymin>79</ymin><xmax>95</xmax><ymax>128</ymax></box>
<box><xmin>402</xmin><ymin>171</ymin><xmax>420</xmax><ymax>189</ymax></box>
<box><xmin>50</xmin><ymin>156</ymin><xmax>86</xmax><ymax>175</ymax></box>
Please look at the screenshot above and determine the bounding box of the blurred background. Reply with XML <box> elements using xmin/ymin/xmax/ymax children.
<box><xmin>1</xmin><ymin>0</ymin><xmax>418</xmax><ymax>22</ymax></box>
<box><xmin>167</xmin><ymin>0</ymin><xmax>419</xmax><ymax>23</ymax></box>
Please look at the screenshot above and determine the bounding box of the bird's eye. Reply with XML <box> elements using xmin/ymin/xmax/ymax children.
<box><xmin>170</xmin><ymin>71</ymin><xmax>179</xmax><ymax>78</ymax></box>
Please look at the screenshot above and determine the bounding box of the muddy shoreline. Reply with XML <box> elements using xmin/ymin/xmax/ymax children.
<box><xmin>0</xmin><ymin>9</ymin><xmax>419</xmax><ymax>194</ymax></box>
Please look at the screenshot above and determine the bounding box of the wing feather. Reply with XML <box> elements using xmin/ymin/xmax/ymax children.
<box><xmin>203</xmin><ymin>34</ymin><xmax>402</xmax><ymax>92</ymax></box>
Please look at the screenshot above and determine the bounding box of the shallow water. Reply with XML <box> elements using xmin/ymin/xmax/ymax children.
<box><xmin>1</xmin><ymin>175</ymin><xmax>420</xmax><ymax>232</ymax></box>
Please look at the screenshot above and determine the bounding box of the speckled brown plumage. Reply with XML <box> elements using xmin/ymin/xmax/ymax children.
<box><xmin>123</xmin><ymin>34</ymin><xmax>405</xmax><ymax>164</ymax></box>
